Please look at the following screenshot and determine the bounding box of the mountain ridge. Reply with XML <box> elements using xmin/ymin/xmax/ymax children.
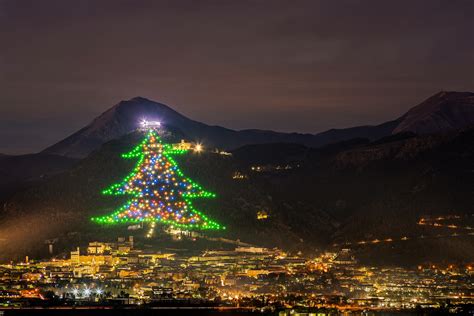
<box><xmin>42</xmin><ymin>91</ymin><xmax>474</xmax><ymax>158</ymax></box>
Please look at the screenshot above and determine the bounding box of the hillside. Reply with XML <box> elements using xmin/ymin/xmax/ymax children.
<box><xmin>0</xmin><ymin>153</ymin><xmax>78</xmax><ymax>201</ymax></box>
<box><xmin>2</xmin><ymin>127</ymin><xmax>473</xmax><ymax>265</ymax></box>
<box><xmin>0</xmin><ymin>153</ymin><xmax>78</xmax><ymax>181</ymax></box>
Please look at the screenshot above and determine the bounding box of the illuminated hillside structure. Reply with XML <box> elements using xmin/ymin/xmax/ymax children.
<box><xmin>92</xmin><ymin>129</ymin><xmax>223</xmax><ymax>230</ymax></box>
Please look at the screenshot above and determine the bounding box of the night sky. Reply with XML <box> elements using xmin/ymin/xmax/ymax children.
<box><xmin>1</xmin><ymin>0</ymin><xmax>473</xmax><ymax>154</ymax></box>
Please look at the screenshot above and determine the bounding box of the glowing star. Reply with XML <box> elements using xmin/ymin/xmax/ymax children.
<box><xmin>91</xmin><ymin>130</ymin><xmax>224</xmax><ymax>231</ymax></box>
<box><xmin>140</xmin><ymin>119</ymin><xmax>161</xmax><ymax>129</ymax></box>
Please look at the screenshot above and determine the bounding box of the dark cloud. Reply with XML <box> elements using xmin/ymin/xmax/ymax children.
<box><xmin>1</xmin><ymin>0</ymin><xmax>473</xmax><ymax>153</ymax></box>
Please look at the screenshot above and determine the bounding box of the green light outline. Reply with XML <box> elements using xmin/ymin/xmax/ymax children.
<box><xmin>91</xmin><ymin>130</ymin><xmax>224</xmax><ymax>230</ymax></box>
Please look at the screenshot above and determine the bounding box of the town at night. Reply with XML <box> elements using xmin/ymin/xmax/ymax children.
<box><xmin>1</xmin><ymin>0</ymin><xmax>473</xmax><ymax>315</ymax></box>
<box><xmin>1</xmin><ymin>234</ymin><xmax>474</xmax><ymax>313</ymax></box>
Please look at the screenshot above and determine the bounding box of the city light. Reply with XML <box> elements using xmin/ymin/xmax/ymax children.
<box><xmin>1</xmin><ymin>236</ymin><xmax>473</xmax><ymax>310</ymax></box>
<box><xmin>194</xmin><ymin>143</ymin><xmax>203</xmax><ymax>153</ymax></box>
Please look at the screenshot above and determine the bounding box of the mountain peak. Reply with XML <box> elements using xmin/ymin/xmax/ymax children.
<box><xmin>393</xmin><ymin>91</ymin><xmax>474</xmax><ymax>135</ymax></box>
<box><xmin>108</xmin><ymin>97</ymin><xmax>188</xmax><ymax>125</ymax></box>
<box><xmin>42</xmin><ymin>98</ymin><xmax>192</xmax><ymax>158</ymax></box>
<box><xmin>129</xmin><ymin>96</ymin><xmax>151</xmax><ymax>102</ymax></box>
<box><xmin>115</xmin><ymin>96</ymin><xmax>172</xmax><ymax>110</ymax></box>
<box><xmin>434</xmin><ymin>90</ymin><xmax>474</xmax><ymax>98</ymax></box>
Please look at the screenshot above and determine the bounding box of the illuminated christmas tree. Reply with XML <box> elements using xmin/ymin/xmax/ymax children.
<box><xmin>92</xmin><ymin>129</ymin><xmax>223</xmax><ymax>230</ymax></box>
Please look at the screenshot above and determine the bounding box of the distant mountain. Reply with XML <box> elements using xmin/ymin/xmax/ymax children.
<box><xmin>40</xmin><ymin>97</ymin><xmax>314</xmax><ymax>158</ymax></box>
<box><xmin>42</xmin><ymin>91</ymin><xmax>474</xmax><ymax>158</ymax></box>
<box><xmin>312</xmin><ymin>119</ymin><xmax>401</xmax><ymax>146</ymax></box>
<box><xmin>394</xmin><ymin>91</ymin><xmax>474</xmax><ymax>134</ymax></box>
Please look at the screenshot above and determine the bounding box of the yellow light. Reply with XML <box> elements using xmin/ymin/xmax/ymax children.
<box><xmin>194</xmin><ymin>144</ymin><xmax>203</xmax><ymax>153</ymax></box>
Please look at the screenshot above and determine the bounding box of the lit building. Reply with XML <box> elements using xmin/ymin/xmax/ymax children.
<box><xmin>257</xmin><ymin>210</ymin><xmax>269</xmax><ymax>220</ymax></box>
<box><xmin>232</xmin><ymin>171</ymin><xmax>248</xmax><ymax>179</ymax></box>
<box><xmin>173</xmin><ymin>140</ymin><xmax>193</xmax><ymax>150</ymax></box>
